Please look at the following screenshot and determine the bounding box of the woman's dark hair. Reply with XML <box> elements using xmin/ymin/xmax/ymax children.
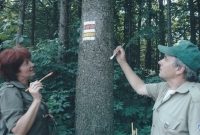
<box><xmin>0</xmin><ymin>46</ymin><xmax>31</xmax><ymax>81</ymax></box>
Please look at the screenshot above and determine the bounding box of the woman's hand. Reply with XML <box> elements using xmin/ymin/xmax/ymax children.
<box><xmin>29</xmin><ymin>81</ymin><xmax>43</xmax><ymax>101</ymax></box>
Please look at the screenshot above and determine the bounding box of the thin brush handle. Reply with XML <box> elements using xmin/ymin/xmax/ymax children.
<box><xmin>110</xmin><ymin>43</ymin><xmax>125</xmax><ymax>60</ymax></box>
<box><xmin>25</xmin><ymin>72</ymin><xmax>53</xmax><ymax>92</ymax></box>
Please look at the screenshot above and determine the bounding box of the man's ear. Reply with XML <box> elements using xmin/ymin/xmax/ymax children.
<box><xmin>176</xmin><ymin>66</ymin><xmax>185</xmax><ymax>74</ymax></box>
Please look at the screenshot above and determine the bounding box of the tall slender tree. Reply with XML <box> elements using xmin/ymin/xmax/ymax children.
<box><xmin>75</xmin><ymin>0</ymin><xmax>114</xmax><ymax>134</ymax></box>
<box><xmin>198</xmin><ymin>0</ymin><xmax>200</xmax><ymax>46</ymax></box>
<box><xmin>125</xmin><ymin>0</ymin><xmax>134</xmax><ymax>68</ymax></box>
<box><xmin>78</xmin><ymin>0</ymin><xmax>82</xmax><ymax>19</ymax></box>
<box><xmin>157</xmin><ymin>0</ymin><xmax>165</xmax><ymax>72</ymax></box>
<box><xmin>59</xmin><ymin>0</ymin><xmax>69</xmax><ymax>47</ymax></box>
<box><xmin>188</xmin><ymin>0</ymin><xmax>196</xmax><ymax>44</ymax></box>
<box><xmin>31</xmin><ymin>0</ymin><xmax>35</xmax><ymax>46</ymax></box>
<box><xmin>58</xmin><ymin>0</ymin><xmax>69</xmax><ymax>63</ymax></box>
<box><xmin>159</xmin><ymin>0</ymin><xmax>165</xmax><ymax>46</ymax></box>
<box><xmin>16</xmin><ymin>0</ymin><xmax>25</xmax><ymax>45</ymax></box>
<box><xmin>52</xmin><ymin>0</ymin><xmax>59</xmax><ymax>38</ymax></box>
<box><xmin>135</xmin><ymin>0</ymin><xmax>142</xmax><ymax>68</ymax></box>
<box><xmin>145</xmin><ymin>0</ymin><xmax>152</xmax><ymax>69</ymax></box>
<box><xmin>167</xmin><ymin>0</ymin><xmax>172</xmax><ymax>46</ymax></box>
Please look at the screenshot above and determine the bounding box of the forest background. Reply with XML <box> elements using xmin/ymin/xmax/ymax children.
<box><xmin>0</xmin><ymin>0</ymin><xmax>199</xmax><ymax>135</ymax></box>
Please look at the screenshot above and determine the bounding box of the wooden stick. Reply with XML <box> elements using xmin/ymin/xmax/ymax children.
<box><xmin>131</xmin><ymin>122</ymin><xmax>134</xmax><ymax>135</ymax></box>
<box><xmin>136</xmin><ymin>128</ymin><xmax>138</xmax><ymax>135</ymax></box>
<box><xmin>25</xmin><ymin>72</ymin><xmax>53</xmax><ymax>92</ymax></box>
<box><xmin>110</xmin><ymin>43</ymin><xmax>125</xmax><ymax>60</ymax></box>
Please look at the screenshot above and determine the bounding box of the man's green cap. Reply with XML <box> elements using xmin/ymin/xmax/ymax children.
<box><xmin>158</xmin><ymin>40</ymin><xmax>200</xmax><ymax>72</ymax></box>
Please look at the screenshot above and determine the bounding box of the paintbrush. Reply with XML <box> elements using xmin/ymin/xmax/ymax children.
<box><xmin>110</xmin><ymin>43</ymin><xmax>125</xmax><ymax>60</ymax></box>
<box><xmin>25</xmin><ymin>72</ymin><xmax>53</xmax><ymax>92</ymax></box>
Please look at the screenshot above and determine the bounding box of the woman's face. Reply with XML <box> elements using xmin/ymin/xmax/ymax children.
<box><xmin>17</xmin><ymin>59</ymin><xmax>35</xmax><ymax>81</ymax></box>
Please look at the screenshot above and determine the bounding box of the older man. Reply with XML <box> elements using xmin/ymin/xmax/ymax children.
<box><xmin>114</xmin><ymin>40</ymin><xmax>200</xmax><ymax>134</ymax></box>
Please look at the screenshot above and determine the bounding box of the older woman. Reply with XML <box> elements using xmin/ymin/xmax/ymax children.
<box><xmin>0</xmin><ymin>46</ymin><xmax>50</xmax><ymax>135</ymax></box>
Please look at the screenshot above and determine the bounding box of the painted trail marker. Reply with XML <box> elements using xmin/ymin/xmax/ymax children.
<box><xmin>83</xmin><ymin>21</ymin><xmax>95</xmax><ymax>41</ymax></box>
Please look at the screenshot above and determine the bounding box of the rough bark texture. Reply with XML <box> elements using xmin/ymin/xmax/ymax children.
<box><xmin>167</xmin><ymin>0</ymin><xmax>172</xmax><ymax>46</ymax></box>
<box><xmin>198</xmin><ymin>0</ymin><xmax>200</xmax><ymax>46</ymax></box>
<box><xmin>31</xmin><ymin>0</ymin><xmax>35</xmax><ymax>46</ymax></box>
<box><xmin>59</xmin><ymin>0</ymin><xmax>68</xmax><ymax>47</ymax></box>
<box><xmin>16</xmin><ymin>0</ymin><xmax>25</xmax><ymax>45</ymax></box>
<box><xmin>188</xmin><ymin>0</ymin><xmax>196</xmax><ymax>44</ymax></box>
<box><xmin>75</xmin><ymin>0</ymin><xmax>114</xmax><ymax>135</ymax></box>
<box><xmin>58</xmin><ymin>0</ymin><xmax>69</xmax><ymax>63</ymax></box>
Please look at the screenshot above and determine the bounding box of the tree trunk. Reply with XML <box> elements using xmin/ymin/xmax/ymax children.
<box><xmin>136</xmin><ymin>0</ymin><xmax>142</xmax><ymax>68</ymax></box>
<box><xmin>188</xmin><ymin>0</ymin><xmax>196</xmax><ymax>44</ymax></box>
<box><xmin>75</xmin><ymin>0</ymin><xmax>114</xmax><ymax>134</ymax></box>
<box><xmin>58</xmin><ymin>0</ymin><xmax>69</xmax><ymax>63</ymax></box>
<box><xmin>124</xmin><ymin>0</ymin><xmax>128</xmax><ymax>44</ymax></box>
<box><xmin>157</xmin><ymin>0</ymin><xmax>165</xmax><ymax>72</ymax></box>
<box><xmin>145</xmin><ymin>0</ymin><xmax>152</xmax><ymax>69</ymax></box>
<box><xmin>78</xmin><ymin>0</ymin><xmax>82</xmax><ymax>19</ymax></box>
<box><xmin>59</xmin><ymin>0</ymin><xmax>69</xmax><ymax>47</ymax></box>
<box><xmin>126</xmin><ymin>0</ymin><xmax>133</xmax><ymax>68</ymax></box>
<box><xmin>52</xmin><ymin>1</ymin><xmax>59</xmax><ymax>38</ymax></box>
<box><xmin>16</xmin><ymin>0</ymin><xmax>25</xmax><ymax>45</ymax></box>
<box><xmin>31</xmin><ymin>0</ymin><xmax>35</xmax><ymax>46</ymax></box>
<box><xmin>198</xmin><ymin>0</ymin><xmax>200</xmax><ymax>46</ymax></box>
<box><xmin>167</xmin><ymin>0</ymin><xmax>172</xmax><ymax>46</ymax></box>
<box><xmin>159</xmin><ymin>0</ymin><xmax>165</xmax><ymax>46</ymax></box>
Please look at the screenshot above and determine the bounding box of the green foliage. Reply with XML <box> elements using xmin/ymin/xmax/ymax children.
<box><xmin>1</xmin><ymin>0</ymin><xmax>198</xmax><ymax>134</ymax></box>
<box><xmin>0</xmin><ymin>20</ymin><xmax>19</xmax><ymax>47</ymax></box>
<box><xmin>0</xmin><ymin>33</ymin><xmax>8</xmax><ymax>40</ymax></box>
<box><xmin>28</xmin><ymin>39</ymin><xmax>78</xmax><ymax>134</ymax></box>
<box><xmin>114</xmin><ymin>63</ymin><xmax>163</xmax><ymax>135</ymax></box>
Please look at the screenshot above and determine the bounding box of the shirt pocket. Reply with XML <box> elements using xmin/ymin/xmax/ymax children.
<box><xmin>158</xmin><ymin>111</ymin><xmax>181</xmax><ymax>135</ymax></box>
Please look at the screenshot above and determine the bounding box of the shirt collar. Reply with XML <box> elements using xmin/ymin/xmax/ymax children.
<box><xmin>9</xmin><ymin>81</ymin><xmax>27</xmax><ymax>89</ymax></box>
<box><xmin>175</xmin><ymin>81</ymin><xmax>194</xmax><ymax>93</ymax></box>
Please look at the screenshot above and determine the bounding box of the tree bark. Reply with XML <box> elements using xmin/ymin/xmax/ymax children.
<box><xmin>159</xmin><ymin>0</ymin><xmax>165</xmax><ymax>46</ymax></box>
<box><xmin>188</xmin><ymin>0</ymin><xmax>196</xmax><ymax>44</ymax></box>
<box><xmin>167</xmin><ymin>0</ymin><xmax>172</xmax><ymax>46</ymax></box>
<box><xmin>122</xmin><ymin>0</ymin><xmax>135</xmax><ymax>68</ymax></box>
<box><xmin>145</xmin><ymin>0</ymin><xmax>152</xmax><ymax>69</ymax></box>
<box><xmin>59</xmin><ymin>0</ymin><xmax>69</xmax><ymax>47</ymax></box>
<box><xmin>78</xmin><ymin>0</ymin><xmax>82</xmax><ymax>19</ymax></box>
<box><xmin>157</xmin><ymin>0</ymin><xmax>165</xmax><ymax>72</ymax></box>
<box><xmin>126</xmin><ymin>0</ymin><xmax>133</xmax><ymax>68</ymax></box>
<box><xmin>16</xmin><ymin>0</ymin><xmax>25</xmax><ymax>45</ymax></box>
<box><xmin>136</xmin><ymin>0</ymin><xmax>142</xmax><ymax>68</ymax></box>
<box><xmin>52</xmin><ymin>1</ymin><xmax>59</xmax><ymax>38</ymax></box>
<box><xmin>198</xmin><ymin>0</ymin><xmax>200</xmax><ymax>46</ymax></box>
<box><xmin>58</xmin><ymin>0</ymin><xmax>69</xmax><ymax>63</ymax></box>
<box><xmin>75</xmin><ymin>0</ymin><xmax>114</xmax><ymax>134</ymax></box>
<box><xmin>31</xmin><ymin>0</ymin><xmax>35</xmax><ymax>46</ymax></box>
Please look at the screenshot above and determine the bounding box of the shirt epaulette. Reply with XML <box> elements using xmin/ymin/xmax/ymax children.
<box><xmin>189</xmin><ymin>83</ymin><xmax>200</xmax><ymax>102</ymax></box>
<box><xmin>5</xmin><ymin>84</ymin><xmax>14</xmax><ymax>88</ymax></box>
<box><xmin>4</xmin><ymin>82</ymin><xmax>14</xmax><ymax>88</ymax></box>
<box><xmin>0</xmin><ymin>83</ymin><xmax>14</xmax><ymax>91</ymax></box>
